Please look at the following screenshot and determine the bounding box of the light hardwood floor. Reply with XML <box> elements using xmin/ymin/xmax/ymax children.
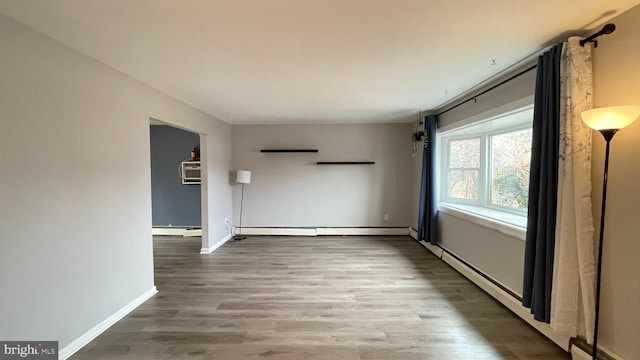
<box><xmin>71</xmin><ymin>235</ymin><xmax>570</xmax><ymax>360</ymax></box>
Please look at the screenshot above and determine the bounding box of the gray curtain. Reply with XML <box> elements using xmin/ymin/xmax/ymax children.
<box><xmin>418</xmin><ymin>115</ymin><xmax>438</xmax><ymax>245</ymax></box>
<box><xmin>522</xmin><ymin>44</ymin><xmax>562</xmax><ymax>323</ymax></box>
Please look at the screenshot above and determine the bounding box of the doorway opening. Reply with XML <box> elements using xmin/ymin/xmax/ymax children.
<box><xmin>149</xmin><ymin>119</ymin><xmax>206</xmax><ymax>248</ymax></box>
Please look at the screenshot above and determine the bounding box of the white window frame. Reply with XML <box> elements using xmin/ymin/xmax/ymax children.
<box><xmin>437</xmin><ymin>103</ymin><xmax>534</xmax><ymax>232</ymax></box>
<box><xmin>441</xmin><ymin>135</ymin><xmax>484</xmax><ymax>205</ymax></box>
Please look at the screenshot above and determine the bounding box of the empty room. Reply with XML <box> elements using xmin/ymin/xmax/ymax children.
<box><xmin>1</xmin><ymin>1</ymin><xmax>639</xmax><ymax>360</ymax></box>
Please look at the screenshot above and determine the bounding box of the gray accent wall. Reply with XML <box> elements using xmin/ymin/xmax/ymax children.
<box><xmin>232</xmin><ymin>124</ymin><xmax>413</xmax><ymax>228</ymax></box>
<box><xmin>150</xmin><ymin>125</ymin><xmax>201</xmax><ymax>227</ymax></box>
<box><xmin>0</xmin><ymin>14</ymin><xmax>233</xmax><ymax>351</ymax></box>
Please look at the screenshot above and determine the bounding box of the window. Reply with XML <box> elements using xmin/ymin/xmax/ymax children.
<box><xmin>439</xmin><ymin>106</ymin><xmax>533</xmax><ymax>225</ymax></box>
<box><xmin>448</xmin><ymin>137</ymin><xmax>480</xmax><ymax>200</ymax></box>
<box><xmin>490</xmin><ymin>129</ymin><xmax>532</xmax><ymax>209</ymax></box>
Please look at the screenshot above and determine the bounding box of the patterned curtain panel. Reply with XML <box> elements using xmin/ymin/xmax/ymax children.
<box><xmin>551</xmin><ymin>37</ymin><xmax>596</xmax><ymax>342</ymax></box>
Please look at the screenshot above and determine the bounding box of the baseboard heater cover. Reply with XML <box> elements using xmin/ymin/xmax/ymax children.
<box><xmin>570</xmin><ymin>338</ymin><xmax>622</xmax><ymax>360</ymax></box>
<box><xmin>408</xmin><ymin>227</ymin><xmax>570</xmax><ymax>351</ymax></box>
<box><xmin>233</xmin><ymin>227</ymin><xmax>410</xmax><ymax>237</ymax></box>
<box><xmin>152</xmin><ymin>227</ymin><xmax>202</xmax><ymax>237</ymax></box>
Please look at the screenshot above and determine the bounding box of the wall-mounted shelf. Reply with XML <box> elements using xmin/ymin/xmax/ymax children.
<box><xmin>261</xmin><ymin>149</ymin><xmax>319</xmax><ymax>153</ymax></box>
<box><xmin>316</xmin><ymin>161</ymin><xmax>375</xmax><ymax>165</ymax></box>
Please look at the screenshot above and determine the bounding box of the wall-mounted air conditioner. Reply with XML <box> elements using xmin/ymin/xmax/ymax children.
<box><xmin>180</xmin><ymin>161</ymin><xmax>201</xmax><ymax>184</ymax></box>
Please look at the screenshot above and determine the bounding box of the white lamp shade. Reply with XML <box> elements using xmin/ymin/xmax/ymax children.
<box><xmin>236</xmin><ymin>170</ymin><xmax>251</xmax><ymax>184</ymax></box>
<box><xmin>581</xmin><ymin>106</ymin><xmax>640</xmax><ymax>130</ymax></box>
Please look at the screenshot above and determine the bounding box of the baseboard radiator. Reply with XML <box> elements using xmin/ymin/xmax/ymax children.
<box><xmin>409</xmin><ymin>228</ymin><xmax>571</xmax><ymax>351</ymax></box>
<box><xmin>409</xmin><ymin>228</ymin><xmax>627</xmax><ymax>360</ymax></box>
<box><xmin>572</xmin><ymin>346</ymin><xmax>592</xmax><ymax>360</ymax></box>
<box><xmin>152</xmin><ymin>227</ymin><xmax>202</xmax><ymax>237</ymax></box>
<box><xmin>233</xmin><ymin>227</ymin><xmax>410</xmax><ymax>236</ymax></box>
<box><xmin>569</xmin><ymin>338</ymin><xmax>620</xmax><ymax>360</ymax></box>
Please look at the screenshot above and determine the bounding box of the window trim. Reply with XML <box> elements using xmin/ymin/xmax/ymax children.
<box><xmin>443</xmin><ymin>136</ymin><xmax>482</xmax><ymax>204</ymax></box>
<box><xmin>486</xmin><ymin>126</ymin><xmax>533</xmax><ymax>214</ymax></box>
<box><xmin>440</xmin><ymin>123</ymin><xmax>532</xmax><ymax>212</ymax></box>
<box><xmin>438</xmin><ymin>95</ymin><xmax>534</xmax><ymax>133</ymax></box>
<box><xmin>438</xmin><ymin>203</ymin><xmax>526</xmax><ymax>241</ymax></box>
<box><xmin>437</xmin><ymin>103</ymin><xmax>534</xmax><ymax>230</ymax></box>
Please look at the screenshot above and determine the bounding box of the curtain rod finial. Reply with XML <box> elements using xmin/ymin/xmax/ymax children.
<box><xmin>580</xmin><ymin>23</ymin><xmax>616</xmax><ymax>47</ymax></box>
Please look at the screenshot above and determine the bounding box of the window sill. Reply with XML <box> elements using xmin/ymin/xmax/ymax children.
<box><xmin>438</xmin><ymin>203</ymin><xmax>527</xmax><ymax>241</ymax></box>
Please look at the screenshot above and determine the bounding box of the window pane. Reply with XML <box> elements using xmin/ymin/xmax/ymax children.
<box><xmin>491</xmin><ymin>129</ymin><xmax>532</xmax><ymax>208</ymax></box>
<box><xmin>450</xmin><ymin>170</ymin><xmax>479</xmax><ymax>200</ymax></box>
<box><xmin>449</xmin><ymin>138</ymin><xmax>480</xmax><ymax>168</ymax></box>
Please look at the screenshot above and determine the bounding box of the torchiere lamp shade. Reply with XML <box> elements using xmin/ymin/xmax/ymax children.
<box><xmin>236</xmin><ymin>170</ymin><xmax>251</xmax><ymax>184</ymax></box>
<box><xmin>582</xmin><ymin>106</ymin><xmax>640</xmax><ymax>130</ymax></box>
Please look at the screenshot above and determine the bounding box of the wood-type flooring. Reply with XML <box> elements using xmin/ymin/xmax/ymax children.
<box><xmin>71</xmin><ymin>235</ymin><xmax>569</xmax><ymax>359</ymax></box>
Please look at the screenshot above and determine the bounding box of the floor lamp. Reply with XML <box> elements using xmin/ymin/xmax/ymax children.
<box><xmin>234</xmin><ymin>170</ymin><xmax>251</xmax><ymax>241</ymax></box>
<box><xmin>581</xmin><ymin>106</ymin><xmax>640</xmax><ymax>360</ymax></box>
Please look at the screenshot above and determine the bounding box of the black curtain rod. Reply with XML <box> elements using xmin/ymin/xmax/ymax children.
<box><xmin>435</xmin><ymin>64</ymin><xmax>537</xmax><ymax>118</ymax></box>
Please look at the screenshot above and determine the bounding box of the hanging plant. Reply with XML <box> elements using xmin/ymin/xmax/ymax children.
<box><xmin>411</xmin><ymin>130</ymin><xmax>428</xmax><ymax>157</ymax></box>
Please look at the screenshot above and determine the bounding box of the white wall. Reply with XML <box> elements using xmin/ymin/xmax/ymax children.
<box><xmin>0</xmin><ymin>14</ymin><xmax>232</xmax><ymax>350</ymax></box>
<box><xmin>232</xmin><ymin>124</ymin><xmax>413</xmax><ymax>228</ymax></box>
<box><xmin>590</xmin><ymin>5</ymin><xmax>640</xmax><ymax>359</ymax></box>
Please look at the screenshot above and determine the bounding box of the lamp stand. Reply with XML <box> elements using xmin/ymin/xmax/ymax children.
<box><xmin>592</xmin><ymin>129</ymin><xmax>617</xmax><ymax>360</ymax></box>
<box><xmin>234</xmin><ymin>183</ymin><xmax>247</xmax><ymax>241</ymax></box>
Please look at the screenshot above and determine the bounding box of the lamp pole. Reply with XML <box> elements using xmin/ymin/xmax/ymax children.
<box><xmin>235</xmin><ymin>183</ymin><xmax>246</xmax><ymax>241</ymax></box>
<box><xmin>234</xmin><ymin>170</ymin><xmax>251</xmax><ymax>241</ymax></box>
<box><xmin>581</xmin><ymin>107</ymin><xmax>640</xmax><ymax>360</ymax></box>
<box><xmin>591</xmin><ymin>129</ymin><xmax>616</xmax><ymax>360</ymax></box>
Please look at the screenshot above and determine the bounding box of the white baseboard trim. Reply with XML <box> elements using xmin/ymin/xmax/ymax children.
<box><xmin>200</xmin><ymin>234</ymin><xmax>233</xmax><ymax>254</ymax></box>
<box><xmin>419</xmin><ymin>240</ymin><xmax>444</xmax><ymax>258</ymax></box>
<box><xmin>409</xmin><ymin>227</ymin><xmax>418</xmax><ymax>239</ymax></box>
<box><xmin>440</xmin><ymin>251</ymin><xmax>570</xmax><ymax>351</ymax></box>
<box><xmin>59</xmin><ymin>286</ymin><xmax>158</xmax><ymax>360</ymax></box>
<box><xmin>233</xmin><ymin>227</ymin><xmax>410</xmax><ymax>237</ymax></box>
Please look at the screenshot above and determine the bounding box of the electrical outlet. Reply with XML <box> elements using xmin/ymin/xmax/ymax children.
<box><xmin>384</xmin><ymin>214</ymin><xmax>388</xmax><ymax>221</ymax></box>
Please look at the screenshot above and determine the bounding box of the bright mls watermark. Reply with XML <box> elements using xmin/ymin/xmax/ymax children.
<box><xmin>0</xmin><ymin>342</ymin><xmax>57</xmax><ymax>359</ymax></box>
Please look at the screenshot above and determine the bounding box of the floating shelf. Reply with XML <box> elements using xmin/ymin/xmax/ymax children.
<box><xmin>260</xmin><ymin>149</ymin><xmax>319</xmax><ymax>153</ymax></box>
<box><xmin>316</xmin><ymin>161</ymin><xmax>375</xmax><ymax>165</ymax></box>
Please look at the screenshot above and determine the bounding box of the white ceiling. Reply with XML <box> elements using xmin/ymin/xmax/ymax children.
<box><xmin>1</xmin><ymin>0</ymin><xmax>638</xmax><ymax>124</ymax></box>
